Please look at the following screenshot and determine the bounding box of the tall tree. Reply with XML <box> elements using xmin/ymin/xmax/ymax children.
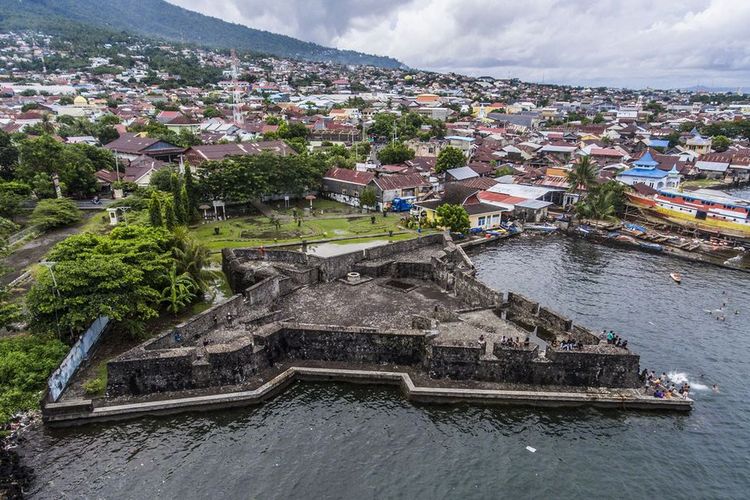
<box><xmin>435</xmin><ymin>146</ymin><xmax>467</xmax><ymax>174</ymax></box>
<box><xmin>566</xmin><ymin>156</ymin><xmax>598</xmax><ymax>193</ymax></box>
<box><xmin>183</xmin><ymin>164</ymin><xmax>198</xmax><ymax>221</ymax></box>
<box><xmin>0</xmin><ymin>130</ymin><xmax>18</xmax><ymax>180</ymax></box>
<box><xmin>159</xmin><ymin>264</ymin><xmax>197</xmax><ymax>315</ymax></box>
<box><xmin>170</xmin><ymin>173</ymin><xmax>186</xmax><ymax>224</ymax></box>
<box><xmin>436</xmin><ymin>204</ymin><xmax>470</xmax><ymax>233</ymax></box>
<box><xmin>149</xmin><ymin>195</ymin><xmax>163</xmax><ymax>227</ymax></box>
<box><xmin>376</xmin><ymin>142</ymin><xmax>415</xmax><ymax>164</ymax></box>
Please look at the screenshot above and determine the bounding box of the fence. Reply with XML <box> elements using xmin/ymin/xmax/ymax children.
<box><xmin>46</xmin><ymin>316</ymin><xmax>109</xmax><ymax>402</ymax></box>
<box><xmin>7</xmin><ymin>224</ymin><xmax>42</xmax><ymax>246</ymax></box>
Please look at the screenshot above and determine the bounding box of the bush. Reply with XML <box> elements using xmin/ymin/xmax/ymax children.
<box><xmin>0</xmin><ymin>334</ymin><xmax>68</xmax><ymax>423</ymax></box>
<box><xmin>30</xmin><ymin>198</ymin><xmax>82</xmax><ymax>229</ymax></box>
<box><xmin>83</xmin><ymin>362</ymin><xmax>108</xmax><ymax>395</ymax></box>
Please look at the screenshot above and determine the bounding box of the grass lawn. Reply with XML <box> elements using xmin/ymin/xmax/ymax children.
<box><xmin>191</xmin><ymin>210</ymin><xmax>420</xmax><ymax>250</ymax></box>
<box><xmin>273</xmin><ymin>198</ymin><xmax>362</xmax><ymax>216</ymax></box>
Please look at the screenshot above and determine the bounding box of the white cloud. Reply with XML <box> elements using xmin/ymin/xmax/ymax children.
<box><xmin>167</xmin><ymin>0</ymin><xmax>750</xmax><ymax>88</ymax></box>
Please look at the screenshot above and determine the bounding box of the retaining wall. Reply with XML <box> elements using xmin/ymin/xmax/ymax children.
<box><xmin>147</xmin><ymin>294</ymin><xmax>245</xmax><ymax>350</ymax></box>
<box><xmin>454</xmin><ymin>271</ymin><xmax>504</xmax><ymax>308</ymax></box>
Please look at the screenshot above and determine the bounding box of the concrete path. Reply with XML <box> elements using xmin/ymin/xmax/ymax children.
<box><xmin>0</xmin><ymin>216</ymin><xmax>92</xmax><ymax>287</ymax></box>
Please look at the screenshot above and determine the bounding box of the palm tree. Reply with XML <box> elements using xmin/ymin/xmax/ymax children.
<box><xmin>566</xmin><ymin>156</ymin><xmax>598</xmax><ymax>193</ymax></box>
<box><xmin>576</xmin><ymin>189</ymin><xmax>618</xmax><ymax>221</ymax></box>
<box><xmin>171</xmin><ymin>227</ymin><xmax>218</xmax><ymax>292</ymax></box>
<box><xmin>160</xmin><ymin>264</ymin><xmax>197</xmax><ymax>315</ymax></box>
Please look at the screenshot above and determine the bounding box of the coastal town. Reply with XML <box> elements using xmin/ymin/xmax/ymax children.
<box><xmin>0</xmin><ymin>7</ymin><xmax>749</xmax><ymax>498</ymax></box>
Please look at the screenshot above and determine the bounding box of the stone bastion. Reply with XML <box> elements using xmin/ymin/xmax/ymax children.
<box><xmin>104</xmin><ymin>233</ymin><xmax>641</xmax><ymax>399</ymax></box>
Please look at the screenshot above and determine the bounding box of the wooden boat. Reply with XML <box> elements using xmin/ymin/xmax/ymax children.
<box><xmin>523</xmin><ymin>223</ymin><xmax>558</xmax><ymax>232</ymax></box>
<box><xmin>670</xmin><ymin>273</ymin><xmax>682</xmax><ymax>284</ymax></box>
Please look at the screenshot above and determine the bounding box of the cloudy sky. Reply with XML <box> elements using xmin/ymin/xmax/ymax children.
<box><xmin>167</xmin><ymin>0</ymin><xmax>750</xmax><ymax>89</ymax></box>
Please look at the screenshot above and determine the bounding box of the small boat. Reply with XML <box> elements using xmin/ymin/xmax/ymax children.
<box><xmin>670</xmin><ymin>273</ymin><xmax>682</xmax><ymax>284</ymax></box>
<box><xmin>523</xmin><ymin>223</ymin><xmax>558</xmax><ymax>233</ymax></box>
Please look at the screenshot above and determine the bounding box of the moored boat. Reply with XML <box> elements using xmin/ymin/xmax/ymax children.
<box><xmin>523</xmin><ymin>223</ymin><xmax>558</xmax><ymax>232</ymax></box>
<box><xmin>626</xmin><ymin>188</ymin><xmax>750</xmax><ymax>241</ymax></box>
<box><xmin>670</xmin><ymin>272</ymin><xmax>682</xmax><ymax>283</ymax></box>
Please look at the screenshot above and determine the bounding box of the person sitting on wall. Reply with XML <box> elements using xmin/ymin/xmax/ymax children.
<box><xmin>621</xmin><ymin>340</ymin><xmax>628</xmax><ymax>349</ymax></box>
<box><xmin>523</xmin><ymin>337</ymin><xmax>530</xmax><ymax>347</ymax></box>
<box><xmin>654</xmin><ymin>389</ymin><xmax>665</xmax><ymax>398</ymax></box>
<box><xmin>478</xmin><ymin>335</ymin><xmax>486</xmax><ymax>350</ymax></box>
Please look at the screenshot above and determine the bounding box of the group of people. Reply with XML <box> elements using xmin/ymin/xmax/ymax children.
<box><xmin>642</xmin><ymin>370</ymin><xmax>691</xmax><ymax>399</ymax></box>
<box><xmin>559</xmin><ymin>338</ymin><xmax>583</xmax><ymax>351</ymax></box>
<box><xmin>600</xmin><ymin>330</ymin><xmax>628</xmax><ymax>349</ymax></box>
<box><xmin>497</xmin><ymin>335</ymin><xmax>530</xmax><ymax>348</ymax></box>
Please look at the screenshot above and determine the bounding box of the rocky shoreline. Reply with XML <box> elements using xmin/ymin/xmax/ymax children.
<box><xmin>1</xmin><ymin>412</ymin><xmax>38</xmax><ymax>499</ymax></box>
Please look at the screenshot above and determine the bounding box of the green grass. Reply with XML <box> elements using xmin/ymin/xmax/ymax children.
<box><xmin>192</xmin><ymin>211</ymin><xmax>415</xmax><ymax>250</ymax></box>
<box><xmin>82</xmin><ymin>361</ymin><xmax>108</xmax><ymax>396</ymax></box>
<box><xmin>0</xmin><ymin>334</ymin><xmax>69</xmax><ymax>423</ymax></box>
<box><xmin>273</xmin><ymin>198</ymin><xmax>362</xmax><ymax>216</ymax></box>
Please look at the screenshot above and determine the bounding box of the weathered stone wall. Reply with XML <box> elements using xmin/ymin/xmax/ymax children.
<box><xmin>429</xmin><ymin>344</ymin><xmax>482</xmax><ymax>379</ymax></box>
<box><xmin>352</xmin><ymin>260</ymin><xmax>393</xmax><ymax>277</ymax></box>
<box><xmin>476</xmin><ymin>345</ymin><xmax>540</xmax><ymax>382</ymax></box>
<box><xmin>431</xmin><ymin>255</ymin><xmax>455</xmax><ymax>290</ymax></box>
<box><xmin>107</xmin><ymin>351</ymin><xmax>194</xmax><ymax>396</ymax></box>
<box><xmin>393</xmin><ymin>261</ymin><xmax>433</xmax><ymax>280</ymax></box>
<box><xmin>147</xmin><ymin>294</ymin><xmax>246</xmax><ymax>350</ymax></box>
<box><xmin>244</xmin><ymin>276</ymin><xmax>281</xmax><ymax>307</ymax></box>
<box><xmin>540</xmin><ymin>349</ymin><xmax>640</xmax><ymax>388</ymax></box>
<box><xmin>454</xmin><ymin>271</ymin><xmax>504</xmax><ymax>308</ymax></box>
<box><xmin>538</xmin><ymin>307</ymin><xmax>573</xmax><ymax>333</ymax></box>
<box><xmin>279</xmin><ymin>323</ymin><xmax>426</xmax><ymax>365</ymax></box>
<box><xmin>507</xmin><ymin>292</ymin><xmax>540</xmax><ymax>316</ymax></box>
<box><xmin>570</xmin><ymin>324</ymin><xmax>601</xmax><ymax>344</ymax></box>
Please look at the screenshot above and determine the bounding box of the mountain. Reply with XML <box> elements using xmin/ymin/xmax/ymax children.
<box><xmin>0</xmin><ymin>0</ymin><xmax>404</xmax><ymax>68</ymax></box>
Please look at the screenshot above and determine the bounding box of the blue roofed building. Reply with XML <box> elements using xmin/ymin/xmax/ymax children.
<box><xmin>617</xmin><ymin>159</ymin><xmax>681</xmax><ymax>190</ymax></box>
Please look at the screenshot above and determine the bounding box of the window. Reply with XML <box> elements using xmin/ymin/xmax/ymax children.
<box><xmin>478</xmin><ymin>216</ymin><xmax>486</xmax><ymax>226</ymax></box>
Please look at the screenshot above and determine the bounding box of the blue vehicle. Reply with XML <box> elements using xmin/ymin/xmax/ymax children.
<box><xmin>390</xmin><ymin>197</ymin><xmax>413</xmax><ymax>212</ymax></box>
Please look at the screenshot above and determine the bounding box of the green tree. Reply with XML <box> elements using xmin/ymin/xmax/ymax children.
<box><xmin>566</xmin><ymin>156</ymin><xmax>598</xmax><ymax>193</ymax></box>
<box><xmin>170</xmin><ymin>174</ymin><xmax>186</xmax><ymax>224</ymax></box>
<box><xmin>27</xmin><ymin>257</ymin><xmax>160</xmax><ymax>341</ymax></box>
<box><xmin>0</xmin><ymin>287</ymin><xmax>23</xmax><ymax>331</ymax></box>
<box><xmin>435</xmin><ymin>146</ymin><xmax>467</xmax><ymax>174</ymax></box>
<box><xmin>575</xmin><ymin>181</ymin><xmax>626</xmax><ymax>221</ymax></box>
<box><xmin>172</xmin><ymin>228</ymin><xmax>215</xmax><ymax>292</ymax></box>
<box><xmin>0</xmin><ymin>181</ymin><xmax>31</xmax><ymax>220</ymax></box>
<box><xmin>30</xmin><ymin>198</ymin><xmax>82</xmax><ymax>230</ymax></box>
<box><xmin>359</xmin><ymin>186</ymin><xmax>377</xmax><ymax>210</ymax></box>
<box><xmin>436</xmin><ymin>204</ymin><xmax>470</xmax><ymax>233</ymax></box>
<box><xmin>0</xmin><ymin>130</ymin><xmax>18</xmax><ymax>180</ymax></box>
<box><xmin>183</xmin><ymin>164</ymin><xmax>198</xmax><ymax>221</ymax></box>
<box><xmin>376</xmin><ymin>142</ymin><xmax>415</xmax><ymax>164</ymax></box>
<box><xmin>202</xmin><ymin>107</ymin><xmax>223</xmax><ymax>118</ymax></box>
<box><xmin>164</xmin><ymin>197</ymin><xmax>177</xmax><ymax>230</ymax></box>
<box><xmin>149</xmin><ymin>195</ymin><xmax>163</xmax><ymax>227</ymax></box>
<box><xmin>149</xmin><ymin>167</ymin><xmax>175</xmax><ymax>192</ymax></box>
<box><xmin>278</xmin><ymin>121</ymin><xmax>309</xmax><ymax>139</ymax></box>
<box><xmin>712</xmin><ymin>135</ymin><xmax>731</xmax><ymax>152</ymax></box>
<box><xmin>159</xmin><ymin>264</ymin><xmax>197</xmax><ymax>315</ymax></box>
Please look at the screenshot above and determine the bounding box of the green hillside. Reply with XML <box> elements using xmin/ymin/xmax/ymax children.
<box><xmin>0</xmin><ymin>0</ymin><xmax>403</xmax><ymax>68</ymax></box>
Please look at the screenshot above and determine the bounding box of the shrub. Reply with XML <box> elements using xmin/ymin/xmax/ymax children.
<box><xmin>30</xmin><ymin>198</ymin><xmax>82</xmax><ymax>230</ymax></box>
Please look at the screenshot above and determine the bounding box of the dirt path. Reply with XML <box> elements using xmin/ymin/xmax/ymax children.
<box><xmin>0</xmin><ymin>216</ymin><xmax>92</xmax><ymax>287</ymax></box>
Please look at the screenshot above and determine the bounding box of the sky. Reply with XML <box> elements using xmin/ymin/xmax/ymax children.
<box><xmin>167</xmin><ymin>0</ymin><xmax>750</xmax><ymax>89</ymax></box>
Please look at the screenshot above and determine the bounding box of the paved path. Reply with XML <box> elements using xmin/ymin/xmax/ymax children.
<box><xmin>0</xmin><ymin>217</ymin><xmax>91</xmax><ymax>287</ymax></box>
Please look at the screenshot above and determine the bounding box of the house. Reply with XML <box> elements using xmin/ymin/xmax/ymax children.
<box><xmin>104</xmin><ymin>132</ymin><xmax>185</xmax><ymax>161</ymax></box>
<box><xmin>321</xmin><ymin>168</ymin><xmax>375</xmax><ymax>207</ymax></box>
<box><xmin>445</xmin><ymin>166</ymin><xmax>479</xmax><ymax>182</ymax></box>
<box><xmin>685</xmin><ymin>129</ymin><xmax>712</xmax><ymax>155</ymax></box>
<box><xmin>617</xmin><ymin>159</ymin><xmax>681</xmax><ymax>189</ymax></box>
<box><xmin>370</xmin><ymin>173</ymin><xmax>432</xmax><ymax>210</ymax></box>
<box><xmin>694</xmin><ymin>160</ymin><xmax>729</xmax><ymax>180</ymax></box>
<box><xmin>413</xmin><ymin>183</ymin><xmax>506</xmax><ymax>231</ymax></box>
<box><xmin>95</xmin><ymin>155</ymin><xmax>169</xmax><ymax>190</ymax></box>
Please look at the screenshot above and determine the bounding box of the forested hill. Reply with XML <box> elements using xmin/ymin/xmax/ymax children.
<box><xmin>1</xmin><ymin>0</ymin><xmax>404</xmax><ymax>68</ymax></box>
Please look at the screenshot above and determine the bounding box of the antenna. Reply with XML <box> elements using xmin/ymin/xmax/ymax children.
<box><xmin>231</xmin><ymin>49</ymin><xmax>243</xmax><ymax>126</ymax></box>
